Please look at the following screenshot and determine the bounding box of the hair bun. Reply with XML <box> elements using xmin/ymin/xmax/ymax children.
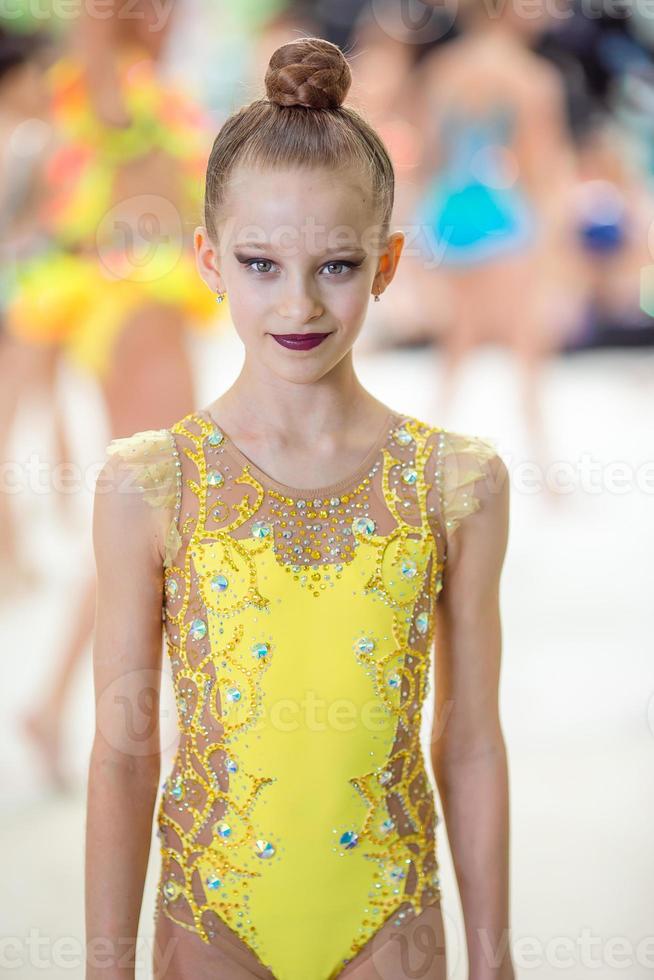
<box><xmin>265</xmin><ymin>37</ymin><xmax>352</xmax><ymax>110</ymax></box>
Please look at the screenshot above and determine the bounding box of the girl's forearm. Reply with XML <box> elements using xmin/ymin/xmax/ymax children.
<box><xmin>85</xmin><ymin>741</ymin><xmax>160</xmax><ymax>979</ymax></box>
<box><xmin>433</xmin><ymin>741</ymin><xmax>514</xmax><ymax>980</ymax></box>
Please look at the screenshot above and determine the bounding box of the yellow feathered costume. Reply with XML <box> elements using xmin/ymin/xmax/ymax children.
<box><xmin>6</xmin><ymin>50</ymin><xmax>225</xmax><ymax>378</ymax></box>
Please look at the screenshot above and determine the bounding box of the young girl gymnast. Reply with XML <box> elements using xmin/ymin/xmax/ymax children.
<box><xmin>86</xmin><ymin>37</ymin><xmax>513</xmax><ymax>980</ymax></box>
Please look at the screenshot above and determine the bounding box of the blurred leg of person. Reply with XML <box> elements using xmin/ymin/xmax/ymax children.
<box><xmin>21</xmin><ymin>301</ymin><xmax>196</xmax><ymax>789</ymax></box>
<box><xmin>0</xmin><ymin>333</ymin><xmax>64</xmax><ymax>591</ymax></box>
<box><xmin>434</xmin><ymin>265</ymin><xmax>485</xmax><ymax>424</ymax></box>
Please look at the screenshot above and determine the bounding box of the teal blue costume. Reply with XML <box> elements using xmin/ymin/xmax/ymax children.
<box><xmin>415</xmin><ymin>106</ymin><xmax>536</xmax><ymax>266</ymax></box>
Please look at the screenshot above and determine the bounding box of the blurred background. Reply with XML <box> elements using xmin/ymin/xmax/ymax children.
<box><xmin>1</xmin><ymin>0</ymin><xmax>652</xmax><ymax>977</ymax></box>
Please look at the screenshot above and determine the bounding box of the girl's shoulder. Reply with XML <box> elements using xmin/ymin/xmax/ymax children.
<box><xmin>103</xmin><ymin>426</ymin><xmax>182</xmax><ymax>567</ymax></box>
<box><xmin>105</xmin><ymin>427</ymin><xmax>179</xmax><ymax>507</ymax></box>
<box><xmin>406</xmin><ymin>413</ymin><xmax>505</xmax><ymax>538</ymax></box>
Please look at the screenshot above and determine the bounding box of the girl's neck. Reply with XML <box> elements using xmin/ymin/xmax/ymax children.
<box><xmin>207</xmin><ymin>370</ymin><xmax>386</xmax><ymax>448</ymax></box>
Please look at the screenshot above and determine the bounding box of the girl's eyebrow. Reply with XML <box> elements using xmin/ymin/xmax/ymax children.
<box><xmin>233</xmin><ymin>244</ymin><xmax>368</xmax><ymax>258</ymax></box>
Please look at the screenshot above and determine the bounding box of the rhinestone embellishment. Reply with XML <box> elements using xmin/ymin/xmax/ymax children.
<box><xmin>207</xmin><ymin>428</ymin><xmax>224</xmax><ymax>446</ymax></box>
<box><xmin>163</xmin><ymin>879</ymin><xmax>181</xmax><ymax>901</ymax></box>
<box><xmin>189</xmin><ymin>619</ymin><xmax>207</xmax><ymax>640</ymax></box>
<box><xmin>255</xmin><ymin>840</ymin><xmax>275</xmax><ymax>858</ymax></box>
<box><xmin>207</xmin><ymin>470</ymin><xmax>224</xmax><ymax>486</ymax></box>
<box><xmin>251</xmin><ymin>520</ymin><xmax>272</xmax><ymax>539</ymax></box>
<box><xmin>340</xmin><ymin>830</ymin><xmax>359</xmax><ymax>849</ymax></box>
<box><xmin>394</xmin><ymin>426</ymin><xmax>413</xmax><ymax>446</ymax></box>
<box><xmin>252</xmin><ymin>642</ymin><xmax>269</xmax><ymax>660</ymax></box>
<box><xmin>416</xmin><ymin>611</ymin><xmax>429</xmax><ymax>634</ymax></box>
<box><xmin>211</xmin><ymin>574</ymin><xmax>228</xmax><ymax>592</ymax></box>
<box><xmin>352</xmin><ymin>516</ymin><xmax>376</xmax><ymax>536</ymax></box>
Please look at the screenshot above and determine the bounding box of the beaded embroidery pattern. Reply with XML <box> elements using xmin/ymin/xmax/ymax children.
<box><xmin>106</xmin><ymin>407</ymin><xmax>498</xmax><ymax>979</ymax></box>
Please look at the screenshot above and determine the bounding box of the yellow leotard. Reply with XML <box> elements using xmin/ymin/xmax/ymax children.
<box><xmin>106</xmin><ymin>406</ymin><xmax>499</xmax><ymax>979</ymax></box>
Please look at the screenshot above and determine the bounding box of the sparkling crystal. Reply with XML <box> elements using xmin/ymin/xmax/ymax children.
<box><xmin>207</xmin><ymin>470</ymin><xmax>224</xmax><ymax>486</ymax></box>
<box><xmin>215</xmin><ymin>820</ymin><xmax>231</xmax><ymax>839</ymax></box>
<box><xmin>380</xmin><ymin>817</ymin><xmax>394</xmax><ymax>834</ymax></box>
<box><xmin>171</xmin><ymin>778</ymin><xmax>184</xmax><ymax>800</ymax></box>
<box><xmin>255</xmin><ymin>839</ymin><xmax>275</xmax><ymax>858</ymax></box>
<box><xmin>378</xmin><ymin>769</ymin><xmax>392</xmax><ymax>786</ymax></box>
<box><xmin>252</xmin><ymin>642</ymin><xmax>269</xmax><ymax>660</ymax></box>
<box><xmin>355</xmin><ymin>637</ymin><xmax>375</xmax><ymax>654</ymax></box>
<box><xmin>401</xmin><ymin>559</ymin><xmax>417</xmax><ymax>579</ymax></box>
<box><xmin>394</xmin><ymin>427</ymin><xmax>413</xmax><ymax>446</ymax></box>
<box><xmin>226</xmin><ymin>687</ymin><xmax>241</xmax><ymax>702</ymax></box>
<box><xmin>163</xmin><ymin>879</ymin><xmax>181</xmax><ymax>900</ymax></box>
<box><xmin>190</xmin><ymin>618</ymin><xmax>207</xmax><ymax>640</ymax></box>
<box><xmin>211</xmin><ymin>574</ymin><xmax>228</xmax><ymax>592</ymax></box>
<box><xmin>416</xmin><ymin>611</ymin><xmax>429</xmax><ymax>634</ymax></box>
<box><xmin>340</xmin><ymin>830</ymin><xmax>359</xmax><ymax>849</ymax></box>
<box><xmin>251</xmin><ymin>520</ymin><xmax>272</xmax><ymax>539</ymax></box>
<box><xmin>166</xmin><ymin>577</ymin><xmax>178</xmax><ymax>598</ymax></box>
<box><xmin>389</xmin><ymin>865</ymin><xmax>406</xmax><ymax>881</ymax></box>
<box><xmin>352</xmin><ymin>516</ymin><xmax>376</xmax><ymax>536</ymax></box>
<box><xmin>387</xmin><ymin>672</ymin><xmax>401</xmax><ymax>689</ymax></box>
<box><xmin>208</xmin><ymin>428</ymin><xmax>224</xmax><ymax>446</ymax></box>
<box><xmin>205</xmin><ymin>872</ymin><xmax>222</xmax><ymax>890</ymax></box>
<box><xmin>225</xmin><ymin>758</ymin><xmax>238</xmax><ymax>773</ymax></box>
<box><xmin>402</xmin><ymin>467</ymin><xmax>418</xmax><ymax>485</ymax></box>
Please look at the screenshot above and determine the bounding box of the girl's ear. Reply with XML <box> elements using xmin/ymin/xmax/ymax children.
<box><xmin>372</xmin><ymin>230</ymin><xmax>405</xmax><ymax>297</ymax></box>
<box><xmin>194</xmin><ymin>225</ymin><xmax>225</xmax><ymax>294</ymax></box>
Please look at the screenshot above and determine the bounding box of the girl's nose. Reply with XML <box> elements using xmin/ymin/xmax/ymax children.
<box><xmin>277</xmin><ymin>281</ymin><xmax>324</xmax><ymax>323</ymax></box>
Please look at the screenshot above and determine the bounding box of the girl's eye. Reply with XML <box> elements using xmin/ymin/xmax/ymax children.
<box><xmin>321</xmin><ymin>261</ymin><xmax>357</xmax><ymax>276</ymax></box>
<box><xmin>246</xmin><ymin>259</ymin><xmax>276</xmax><ymax>274</ymax></box>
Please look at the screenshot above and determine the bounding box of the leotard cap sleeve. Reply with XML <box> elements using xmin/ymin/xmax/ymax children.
<box><xmin>439</xmin><ymin>429</ymin><xmax>501</xmax><ymax>537</ymax></box>
<box><xmin>105</xmin><ymin>428</ymin><xmax>182</xmax><ymax>567</ymax></box>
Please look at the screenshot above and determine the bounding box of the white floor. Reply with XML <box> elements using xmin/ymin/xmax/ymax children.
<box><xmin>1</xmin><ymin>325</ymin><xmax>653</xmax><ymax>979</ymax></box>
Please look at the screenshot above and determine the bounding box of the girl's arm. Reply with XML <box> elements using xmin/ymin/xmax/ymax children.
<box><xmin>431</xmin><ymin>452</ymin><xmax>513</xmax><ymax>980</ymax></box>
<box><xmin>85</xmin><ymin>450</ymin><xmax>170</xmax><ymax>979</ymax></box>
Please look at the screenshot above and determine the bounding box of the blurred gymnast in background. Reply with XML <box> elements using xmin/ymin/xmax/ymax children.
<box><xmin>3</xmin><ymin>0</ymin><xmax>225</xmax><ymax>788</ymax></box>
<box><xmin>412</xmin><ymin>0</ymin><xmax>576</xmax><ymax>459</ymax></box>
<box><xmin>0</xmin><ymin>26</ymin><xmax>58</xmax><ymax>589</ymax></box>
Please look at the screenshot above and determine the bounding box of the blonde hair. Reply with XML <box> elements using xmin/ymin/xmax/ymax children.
<box><xmin>204</xmin><ymin>37</ymin><xmax>395</xmax><ymax>241</ymax></box>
